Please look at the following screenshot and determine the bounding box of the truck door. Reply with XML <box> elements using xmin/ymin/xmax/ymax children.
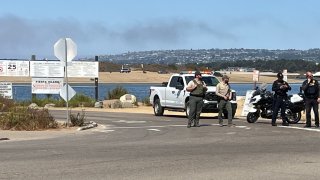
<box><xmin>166</xmin><ymin>76</ymin><xmax>185</xmax><ymax>108</ymax></box>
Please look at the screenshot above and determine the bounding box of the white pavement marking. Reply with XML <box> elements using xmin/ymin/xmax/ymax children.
<box><xmin>147</xmin><ymin>129</ymin><xmax>161</xmax><ymax>132</ymax></box>
<box><xmin>91</xmin><ymin>125</ymin><xmax>115</xmax><ymax>133</ymax></box>
<box><xmin>113</xmin><ymin>120</ymin><xmax>146</xmax><ymax>123</ymax></box>
<box><xmin>278</xmin><ymin>126</ymin><xmax>320</xmax><ymax>132</ymax></box>
<box><xmin>93</xmin><ymin>129</ymin><xmax>115</xmax><ymax>133</ymax></box>
<box><xmin>169</xmin><ymin>125</ymin><xmax>186</xmax><ymax>127</ymax></box>
<box><xmin>226</xmin><ymin>132</ymin><xmax>236</xmax><ymax>135</ymax></box>
<box><xmin>113</xmin><ymin>126</ymin><xmax>165</xmax><ymax>129</ymax></box>
<box><xmin>235</xmin><ymin>125</ymin><xmax>251</xmax><ymax>130</ymax></box>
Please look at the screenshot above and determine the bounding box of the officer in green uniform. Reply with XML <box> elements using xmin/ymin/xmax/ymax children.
<box><xmin>186</xmin><ymin>71</ymin><xmax>207</xmax><ymax>128</ymax></box>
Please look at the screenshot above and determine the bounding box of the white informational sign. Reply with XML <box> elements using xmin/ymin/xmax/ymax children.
<box><xmin>67</xmin><ymin>61</ymin><xmax>99</xmax><ymax>78</ymax></box>
<box><xmin>241</xmin><ymin>90</ymin><xmax>255</xmax><ymax>117</ymax></box>
<box><xmin>60</xmin><ymin>84</ymin><xmax>76</xmax><ymax>101</ymax></box>
<box><xmin>253</xmin><ymin>70</ymin><xmax>260</xmax><ymax>82</ymax></box>
<box><xmin>283</xmin><ymin>69</ymin><xmax>288</xmax><ymax>82</ymax></box>
<box><xmin>32</xmin><ymin>78</ymin><xmax>64</xmax><ymax>94</ymax></box>
<box><xmin>0</xmin><ymin>60</ymin><xmax>29</xmax><ymax>77</ymax></box>
<box><xmin>30</xmin><ymin>61</ymin><xmax>64</xmax><ymax>77</ymax></box>
<box><xmin>0</xmin><ymin>82</ymin><xmax>13</xmax><ymax>99</ymax></box>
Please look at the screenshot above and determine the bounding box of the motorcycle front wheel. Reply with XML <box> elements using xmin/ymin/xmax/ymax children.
<box><xmin>247</xmin><ymin>112</ymin><xmax>259</xmax><ymax>123</ymax></box>
<box><xmin>286</xmin><ymin>110</ymin><xmax>301</xmax><ymax>124</ymax></box>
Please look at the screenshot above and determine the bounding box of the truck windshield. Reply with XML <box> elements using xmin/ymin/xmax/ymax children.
<box><xmin>185</xmin><ymin>76</ymin><xmax>220</xmax><ymax>86</ymax></box>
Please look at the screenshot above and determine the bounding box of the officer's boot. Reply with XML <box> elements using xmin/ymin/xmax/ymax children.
<box><xmin>194</xmin><ymin>120</ymin><xmax>200</xmax><ymax>127</ymax></box>
<box><xmin>187</xmin><ymin>119</ymin><xmax>192</xmax><ymax>128</ymax></box>
<box><xmin>219</xmin><ymin>119</ymin><xmax>223</xmax><ymax>127</ymax></box>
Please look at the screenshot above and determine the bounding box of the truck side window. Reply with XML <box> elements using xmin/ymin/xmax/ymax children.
<box><xmin>177</xmin><ymin>77</ymin><xmax>184</xmax><ymax>87</ymax></box>
<box><xmin>169</xmin><ymin>76</ymin><xmax>179</xmax><ymax>87</ymax></box>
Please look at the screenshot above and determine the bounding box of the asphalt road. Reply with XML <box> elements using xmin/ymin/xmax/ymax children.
<box><xmin>1</xmin><ymin>111</ymin><xmax>320</xmax><ymax>180</ymax></box>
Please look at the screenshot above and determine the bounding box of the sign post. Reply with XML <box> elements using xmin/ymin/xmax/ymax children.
<box><xmin>283</xmin><ymin>69</ymin><xmax>288</xmax><ymax>82</ymax></box>
<box><xmin>54</xmin><ymin>38</ymin><xmax>77</xmax><ymax>126</ymax></box>
<box><xmin>253</xmin><ymin>70</ymin><xmax>260</xmax><ymax>90</ymax></box>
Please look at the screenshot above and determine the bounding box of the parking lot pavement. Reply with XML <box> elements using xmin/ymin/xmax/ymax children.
<box><xmin>1</xmin><ymin>111</ymin><xmax>319</xmax><ymax>142</ymax></box>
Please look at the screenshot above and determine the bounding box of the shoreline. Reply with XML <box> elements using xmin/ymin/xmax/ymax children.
<box><xmin>1</xmin><ymin>71</ymin><xmax>304</xmax><ymax>84</ymax></box>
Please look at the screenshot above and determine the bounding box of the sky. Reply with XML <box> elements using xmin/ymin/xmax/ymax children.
<box><xmin>1</xmin><ymin>0</ymin><xmax>320</xmax><ymax>59</ymax></box>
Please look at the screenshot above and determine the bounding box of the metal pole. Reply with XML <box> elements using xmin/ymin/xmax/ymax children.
<box><xmin>65</xmin><ymin>39</ymin><xmax>69</xmax><ymax>126</ymax></box>
<box><xmin>95</xmin><ymin>56</ymin><xmax>99</xmax><ymax>101</ymax></box>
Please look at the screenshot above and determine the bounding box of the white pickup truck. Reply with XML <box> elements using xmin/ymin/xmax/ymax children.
<box><xmin>149</xmin><ymin>71</ymin><xmax>237</xmax><ymax>117</ymax></box>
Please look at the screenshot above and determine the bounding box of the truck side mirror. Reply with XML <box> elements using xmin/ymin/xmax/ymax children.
<box><xmin>175</xmin><ymin>84</ymin><xmax>184</xmax><ymax>90</ymax></box>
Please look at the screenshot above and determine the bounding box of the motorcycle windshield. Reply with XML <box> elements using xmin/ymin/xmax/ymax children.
<box><xmin>252</xmin><ymin>83</ymin><xmax>268</xmax><ymax>97</ymax></box>
<box><xmin>259</xmin><ymin>83</ymin><xmax>268</xmax><ymax>91</ymax></box>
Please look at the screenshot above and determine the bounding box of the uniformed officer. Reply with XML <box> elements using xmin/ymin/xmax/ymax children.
<box><xmin>186</xmin><ymin>71</ymin><xmax>207</xmax><ymax>128</ymax></box>
<box><xmin>301</xmin><ymin>71</ymin><xmax>320</xmax><ymax>128</ymax></box>
<box><xmin>271</xmin><ymin>72</ymin><xmax>291</xmax><ymax>126</ymax></box>
<box><xmin>216</xmin><ymin>75</ymin><xmax>234</xmax><ymax>127</ymax></box>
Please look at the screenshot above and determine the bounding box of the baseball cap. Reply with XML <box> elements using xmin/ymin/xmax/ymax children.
<box><xmin>195</xmin><ymin>71</ymin><xmax>202</xmax><ymax>76</ymax></box>
<box><xmin>277</xmin><ymin>72</ymin><xmax>283</xmax><ymax>78</ymax></box>
<box><xmin>222</xmin><ymin>75</ymin><xmax>230</xmax><ymax>80</ymax></box>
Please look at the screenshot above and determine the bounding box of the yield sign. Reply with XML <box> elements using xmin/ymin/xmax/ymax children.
<box><xmin>59</xmin><ymin>84</ymin><xmax>76</xmax><ymax>101</ymax></box>
<box><xmin>54</xmin><ymin>38</ymin><xmax>77</xmax><ymax>62</ymax></box>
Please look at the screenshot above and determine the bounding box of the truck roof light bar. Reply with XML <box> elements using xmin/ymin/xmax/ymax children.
<box><xmin>179</xmin><ymin>71</ymin><xmax>213</xmax><ymax>75</ymax></box>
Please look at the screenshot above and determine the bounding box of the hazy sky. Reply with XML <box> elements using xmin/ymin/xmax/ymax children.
<box><xmin>1</xmin><ymin>0</ymin><xmax>320</xmax><ymax>59</ymax></box>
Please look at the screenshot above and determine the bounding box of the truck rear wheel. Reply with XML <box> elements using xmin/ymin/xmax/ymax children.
<box><xmin>154</xmin><ymin>99</ymin><xmax>164</xmax><ymax>116</ymax></box>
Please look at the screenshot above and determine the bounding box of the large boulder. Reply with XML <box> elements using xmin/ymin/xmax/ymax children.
<box><xmin>119</xmin><ymin>94</ymin><xmax>136</xmax><ymax>104</ymax></box>
<box><xmin>103</xmin><ymin>99</ymin><xmax>122</xmax><ymax>109</ymax></box>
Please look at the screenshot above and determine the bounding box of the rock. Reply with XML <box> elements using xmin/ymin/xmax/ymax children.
<box><xmin>121</xmin><ymin>102</ymin><xmax>134</xmax><ymax>108</ymax></box>
<box><xmin>103</xmin><ymin>99</ymin><xmax>122</xmax><ymax>108</ymax></box>
<box><xmin>111</xmin><ymin>101</ymin><xmax>122</xmax><ymax>109</ymax></box>
<box><xmin>94</xmin><ymin>101</ymin><xmax>103</xmax><ymax>108</ymax></box>
<box><xmin>28</xmin><ymin>103</ymin><xmax>39</xmax><ymax>109</ymax></box>
<box><xmin>119</xmin><ymin>94</ymin><xmax>137</xmax><ymax>104</ymax></box>
<box><xmin>44</xmin><ymin>103</ymin><xmax>55</xmax><ymax>109</ymax></box>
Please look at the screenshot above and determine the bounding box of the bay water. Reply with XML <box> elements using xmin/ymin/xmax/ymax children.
<box><xmin>12</xmin><ymin>83</ymin><xmax>303</xmax><ymax>102</ymax></box>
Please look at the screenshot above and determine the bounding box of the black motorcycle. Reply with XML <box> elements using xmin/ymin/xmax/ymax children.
<box><xmin>246</xmin><ymin>84</ymin><xmax>305</xmax><ymax>124</ymax></box>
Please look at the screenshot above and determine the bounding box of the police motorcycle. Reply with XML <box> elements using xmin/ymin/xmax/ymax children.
<box><xmin>246</xmin><ymin>83</ymin><xmax>305</xmax><ymax>124</ymax></box>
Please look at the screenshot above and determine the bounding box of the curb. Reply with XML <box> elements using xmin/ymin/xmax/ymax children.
<box><xmin>77</xmin><ymin>121</ymin><xmax>98</xmax><ymax>131</ymax></box>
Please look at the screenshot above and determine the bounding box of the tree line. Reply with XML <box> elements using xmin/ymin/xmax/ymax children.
<box><xmin>99</xmin><ymin>59</ymin><xmax>320</xmax><ymax>73</ymax></box>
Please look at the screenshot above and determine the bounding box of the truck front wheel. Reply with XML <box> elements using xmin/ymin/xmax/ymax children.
<box><xmin>185</xmin><ymin>101</ymin><xmax>190</xmax><ymax>117</ymax></box>
<box><xmin>154</xmin><ymin>99</ymin><xmax>164</xmax><ymax>116</ymax></box>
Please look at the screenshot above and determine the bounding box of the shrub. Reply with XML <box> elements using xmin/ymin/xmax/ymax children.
<box><xmin>107</xmin><ymin>86</ymin><xmax>128</xmax><ymax>99</ymax></box>
<box><xmin>24</xmin><ymin>94</ymin><xmax>95</xmax><ymax>108</ymax></box>
<box><xmin>0</xmin><ymin>106</ymin><xmax>58</xmax><ymax>130</ymax></box>
<box><xmin>141</xmin><ymin>97</ymin><xmax>152</xmax><ymax>106</ymax></box>
<box><xmin>69</xmin><ymin>109</ymin><xmax>86</xmax><ymax>126</ymax></box>
<box><xmin>0</xmin><ymin>96</ymin><xmax>15</xmax><ymax>112</ymax></box>
<box><xmin>68</xmin><ymin>94</ymin><xmax>95</xmax><ymax>107</ymax></box>
<box><xmin>31</xmin><ymin>97</ymin><xmax>63</xmax><ymax>107</ymax></box>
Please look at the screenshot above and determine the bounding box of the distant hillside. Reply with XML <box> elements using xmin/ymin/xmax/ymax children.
<box><xmin>99</xmin><ymin>61</ymin><xmax>214</xmax><ymax>73</ymax></box>
<box><xmin>99</xmin><ymin>59</ymin><xmax>320</xmax><ymax>74</ymax></box>
<box><xmin>98</xmin><ymin>48</ymin><xmax>320</xmax><ymax>65</ymax></box>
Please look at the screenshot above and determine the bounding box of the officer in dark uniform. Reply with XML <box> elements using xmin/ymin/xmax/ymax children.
<box><xmin>271</xmin><ymin>72</ymin><xmax>291</xmax><ymax>126</ymax></box>
<box><xmin>186</xmin><ymin>71</ymin><xmax>207</xmax><ymax>128</ymax></box>
<box><xmin>301</xmin><ymin>71</ymin><xmax>320</xmax><ymax>128</ymax></box>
